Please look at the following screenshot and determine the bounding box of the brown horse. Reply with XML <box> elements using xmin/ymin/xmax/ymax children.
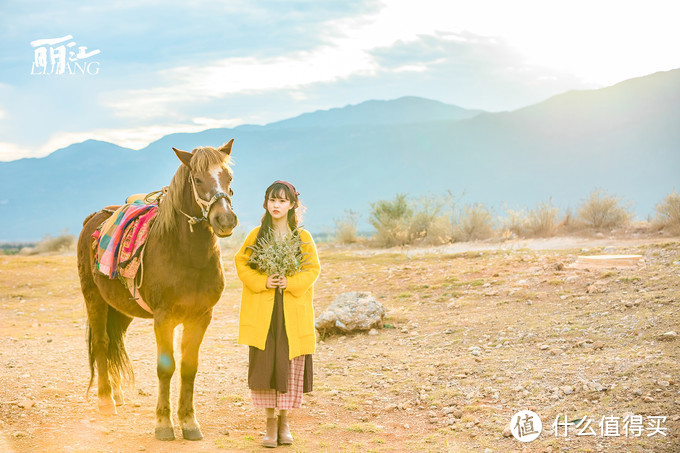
<box><xmin>76</xmin><ymin>140</ymin><xmax>237</xmax><ymax>441</ymax></box>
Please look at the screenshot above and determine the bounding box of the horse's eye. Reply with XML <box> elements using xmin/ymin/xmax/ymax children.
<box><xmin>195</xmin><ymin>178</ymin><xmax>203</xmax><ymax>185</ymax></box>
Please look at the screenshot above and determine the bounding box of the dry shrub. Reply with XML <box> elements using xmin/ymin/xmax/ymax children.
<box><xmin>409</xmin><ymin>194</ymin><xmax>447</xmax><ymax>244</ymax></box>
<box><xmin>21</xmin><ymin>233</ymin><xmax>75</xmax><ymax>255</ymax></box>
<box><xmin>526</xmin><ymin>201</ymin><xmax>559</xmax><ymax>237</ymax></box>
<box><xmin>577</xmin><ymin>189</ymin><xmax>632</xmax><ymax>230</ymax></box>
<box><xmin>503</xmin><ymin>208</ymin><xmax>527</xmax><ymax>237</ymax></box>
<box><xmin>369</xmin><ymin>194</ymin><xmax>413</xmax><ymax>247</ymax></box>
<box><xmin>654</xmin><ymin>190</ymin><xmax>680</xmax><ymax>234</ymax></box>
<box><xmin>455</xmin><ymin>203</ymin><xmax>494</xmax><ymax>241</ymax></box>
<box><xmin>419</xmin><ymin>216</ymin><xmax>453</xmax><ymax>245</ymax></box>
<box><xmin>334</xmin><ymin>210</ymin><xmax>359</xmax><ymax>244</ymax></box>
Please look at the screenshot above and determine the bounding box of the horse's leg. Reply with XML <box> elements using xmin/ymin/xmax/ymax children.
<box><xmin>84</xmin><ymin>296</ymin><xmax>116</xmax><ymax>415</ymax></box>
<box><xmin>111</xmin><ymin>313</ymin><xmax>134</xmax><ymax>407</ymax></box>
<box><xmin>178</xmin><ymin>311</ymin><xmax>212</xmax><ymax>441</ymax></box>
<box><xmin>154</xmin><ymin>316</ymin><xmax>177</xmax><ymax>441</ymax></box>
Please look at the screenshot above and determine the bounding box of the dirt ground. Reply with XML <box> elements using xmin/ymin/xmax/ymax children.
<box><xmin>1</xmin><ymin>235</ymin><xmax>678</xmax><ymax>452</ymax></box>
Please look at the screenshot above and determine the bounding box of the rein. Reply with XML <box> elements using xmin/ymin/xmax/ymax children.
<box><xmin>179</xmin><ymin>174</ymin><xmax>232</xmax><ymax>232</ymax></box>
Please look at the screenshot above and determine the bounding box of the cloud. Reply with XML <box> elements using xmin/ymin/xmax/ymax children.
<box><xmin>102</xmin><ymin>47</ymin><xmax>378</xmax><ymax>120</ymax></box>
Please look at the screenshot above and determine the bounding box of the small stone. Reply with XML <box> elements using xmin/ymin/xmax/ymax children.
<box><xmin>403</xmin><ymin>423</ymin><xmax>410</xmax><ymax>429</ymax></box>
<box><xmin>633</xmin><ymin>389</ymin><xmax>643</xmax><ymax>396</ymax></box>
<box><xmin>549</xmin><ymin>348</ymin><xmax>562</xmax><ymax>356</ymax></box>
<box><xmin>540</xmin><ymin>344</ymin><xmax>549</xmax><ymax>350</ymax></box>
<box><xmin>561</xmin><ymin>386</ymin><xmax>574</xmax><ymax>395</ymax></box>
<box><xmin>368</xmin><ymin>328</ymin><xmax>379</xmax><ymax>336</ymax></box>
<box><xmin>502</xmin><ymin>425</ymin><xmax>513</xmax><ymax>437</ymax></box>
<box><xmin>658</xmin><ymin>380</ymin><xmax>670</xmax><ymax>387</ymax></box>
<box><xmin>592</xmin><ymin>341</ymin><xmax>605</xmax><ymax>350</ymax></box>
<box><xmin>660</xmin><ymin>331</ymin><xmax>677</xmax><ymax>341</ymax></box>
<box><xmin>643</xmin><ymin>396</ymin><xmax>655</xmax><ymax>402</ymax></box>
<box><xmin>13</xmin><ymin>431</ymin><xmax>29</xmax><ymax>438</ymax></box>
<box><xmin>17</xmin><ymin>400</ymin><xmax>35</xmax><ymax>409</ymax></box>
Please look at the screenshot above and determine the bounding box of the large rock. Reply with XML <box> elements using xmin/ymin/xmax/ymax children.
<box><xmin>315</xmin><ymin>292</ymin><xmax>386</xmax><ymax>335</ymax></box>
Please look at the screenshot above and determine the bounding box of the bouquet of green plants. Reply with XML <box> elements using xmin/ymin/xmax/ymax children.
<box><xmin>247</xmin><ymin>231</ymin><xmax>309</xmax><ymax>276</ymax></box>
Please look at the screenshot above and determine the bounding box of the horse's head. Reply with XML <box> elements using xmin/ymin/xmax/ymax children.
<box><xmin>172</xmin><ymin>140</ymin><xmax>238</xmax><ymax>237</ymax></box>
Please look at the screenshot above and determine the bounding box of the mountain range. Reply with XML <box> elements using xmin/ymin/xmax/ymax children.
<box><xmin>1</xmin><ymin>69</ymin><xmax>679</xmax><ymax>241</ymax></box>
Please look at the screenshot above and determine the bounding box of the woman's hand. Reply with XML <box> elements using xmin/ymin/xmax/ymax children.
<box><xmin>266</xmin><ymin>274</ymin><xmax>279</xmax><ymax>289</ymax></box>
<box><xmin>266</xmin><ymin>274</ymin><xmax>288</xmax><ymax>289</ymax></box>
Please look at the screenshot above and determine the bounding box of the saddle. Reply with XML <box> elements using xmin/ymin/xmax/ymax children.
<box><xmin>93</xmin><ymin>200</ymin><xmax>158</xmax><ymax>280</ymax></box>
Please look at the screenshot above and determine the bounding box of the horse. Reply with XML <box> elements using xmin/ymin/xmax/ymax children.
<box><xmin>76</xmin><ymin>140</ymin><xmax>237</xmax><ymax>441</ymax></box>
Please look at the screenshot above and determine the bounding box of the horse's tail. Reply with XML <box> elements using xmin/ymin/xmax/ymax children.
<box><xmin>87</xmin><ymin>307</ymin><xmax>135</xmax><ymax>394</ymax></box>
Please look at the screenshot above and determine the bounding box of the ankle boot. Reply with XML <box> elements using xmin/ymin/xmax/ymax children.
<box><xmin>263</xmin><ymin>417</ymin><xmax>278</xmax><ymax>448</ymax></box>
<box><xmin>278</xmin><ymin>414</ymin><xmax>293</xmax><ymax>445</ymax></box>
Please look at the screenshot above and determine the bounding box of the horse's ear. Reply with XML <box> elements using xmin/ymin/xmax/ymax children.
<box><xmin>173</xmin><ymin>147</ymin><xmax>193</xmax><ymax>168</ymax></box>
<box><xmin>218</xmin><ymin>139</ymin><xmax>234</xmax><ymax>156</ymax></box>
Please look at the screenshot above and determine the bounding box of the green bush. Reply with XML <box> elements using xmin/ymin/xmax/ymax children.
<box><xmin>655</xmin><ymin>190</ymin><xmax>680</xmax><ymax>233</ymax></box>
<box><xmin>369</xmin><ymin>194</ymin><xmax>413</xmax><ymax>247</ymax></box>
<box><xmin>577</xmin><ymin>189</ymin><xmax>632</xmax><ymax>230</ymax></box>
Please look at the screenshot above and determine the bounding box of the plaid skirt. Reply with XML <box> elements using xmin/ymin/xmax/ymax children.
<box><xmin>249</xmin><ymin>288</ymin><xmax>312</xmax><ymax>409</ymax></box>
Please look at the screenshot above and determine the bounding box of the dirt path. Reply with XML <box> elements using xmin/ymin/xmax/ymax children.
<box><xmin>1</xmin><ymin>237</ymin><xmax>679</xmax><ymax>452</ymax></box>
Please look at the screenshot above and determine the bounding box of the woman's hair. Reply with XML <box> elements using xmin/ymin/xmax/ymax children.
<box><xmin>250</xmin><ymin>181</ymin><xmax>304</xmax><ymax>268</ymax></box>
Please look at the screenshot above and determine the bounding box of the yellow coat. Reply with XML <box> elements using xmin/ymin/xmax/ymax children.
<box><xmin>235</xmin><ymin>226</ymin><xmax>320</xmax><ymax>359</ymax></box>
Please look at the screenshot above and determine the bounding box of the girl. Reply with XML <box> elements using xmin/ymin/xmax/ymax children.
<box><xmin>234</xmin><ymin>180</ymin><xmax>320</xmax><ymax>448</ymax></box>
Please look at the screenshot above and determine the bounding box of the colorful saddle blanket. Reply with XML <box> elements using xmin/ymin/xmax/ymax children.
<box><xmin>92</xmin><ymin>200</ymin><xmax>158</xmax><ymax>279</ymax></box>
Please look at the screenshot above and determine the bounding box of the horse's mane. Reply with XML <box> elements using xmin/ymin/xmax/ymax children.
<box><xmin>152</xmin><ymin>146</ymin><xmax>233</xmax><ymax>236</ymax></box>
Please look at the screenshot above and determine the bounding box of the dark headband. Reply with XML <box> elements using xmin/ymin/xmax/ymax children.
<box><xmin>272</xmin><ymin>180</ymin><xmax>299</xmax><ymax>197</ymax></box>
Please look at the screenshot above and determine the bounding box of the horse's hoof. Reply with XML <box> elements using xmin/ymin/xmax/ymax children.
<box><xmin>155</xmin><ymin>427</ymin><xmax>175</xmax><ymax>441</ymax></box>
<box><xmin>113</xmin><ymin>394</ymin><xmax>125</xmax><ymax>406</ymax></box>
<box><xmin>182</xmin><ymin>428</ymin><xmax>203</xmax><ymax>441</ymax></box>
<box><xmin>98</xmin><ymin>400</ymin><xmax>117</xmax><ymax>415</ymax></box>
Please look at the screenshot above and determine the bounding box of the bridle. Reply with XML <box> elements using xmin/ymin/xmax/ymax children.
<box><xmin>180</xmin><ymin>173</ymin><xmax>233</xmax><ymax>232</ymax></box>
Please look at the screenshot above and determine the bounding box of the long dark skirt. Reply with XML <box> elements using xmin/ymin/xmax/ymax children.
<box><xmin>248</xmin><ymin>288</ymin><xmax>313</xmax><ymax>393</ymax></box>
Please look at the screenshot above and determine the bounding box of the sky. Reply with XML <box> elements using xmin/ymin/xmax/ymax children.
<box><xmin>1</xmin><ymin>0</ymin><xmax>679</xmax><ymax>161</ymax></box>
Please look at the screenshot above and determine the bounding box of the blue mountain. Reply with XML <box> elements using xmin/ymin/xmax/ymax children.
<box><xmin>0</xmin><ymin>71</ymin><xmax>678</xmax><ymax>241</ymax></box>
